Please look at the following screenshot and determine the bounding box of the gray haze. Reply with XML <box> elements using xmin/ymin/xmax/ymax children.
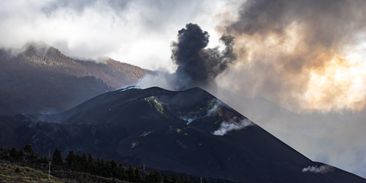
<box><xmin>216</xmin><ymin>0</ymin><xmax>366</xmax><ymax>177</ymax></box>
<box><xmin>223</xmin><ymin>0</ymin><xmax>366</xmax><ymax>112</ymax></box>
<box><xmin>1</xmin><ymin>0</ymin><xmax>366</xmax><ymax>178</ymax></box>
<box><xmin>0</xmin><ymin>0</ymin><xmax>239</xmax><ymax>70</ymax></box>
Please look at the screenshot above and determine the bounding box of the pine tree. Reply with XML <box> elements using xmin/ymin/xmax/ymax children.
<box><xmin>9</xmin><ymin>147</ymin><xmax>19</xmax><ymax>161</ymax></box>
<box><xmin>66</xmin><ymin>151</ymin><xmax>75</xmax><ymax>167</ymax></box>
<box><xmin>52</xmin><ymin>149</ymin><xmax>63</xmax><ymax>165</ymax></box>
<box><xmin>23</xmin><ymin>144</ymin><xmax>33</xmax><ymax>155</ymax></box>
<box><xmin>87</xmin><ymin>153</ymin><xmax>93</xmax><ymax>163</ymax></box>
<box><xmin>145</xmin><ymin>171</ymin><xmax>162</xmax><ymax>183</ymax></box>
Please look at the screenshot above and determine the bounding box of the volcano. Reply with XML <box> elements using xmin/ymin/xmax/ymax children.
<box><xmin>0</xmin><ymin>87</ymin><xmax>365</xmax><ymax>183</ymax></box>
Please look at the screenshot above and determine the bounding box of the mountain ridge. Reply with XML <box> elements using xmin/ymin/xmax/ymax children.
<box><xmin>0</xmin><ymin>86</ymin><xmax>365</xmax><ymax>183</ymax></box>
<box><xmin>0</xmin><ymin>44</ymin><xmax>147</xmax><ymax>115</ymax></box>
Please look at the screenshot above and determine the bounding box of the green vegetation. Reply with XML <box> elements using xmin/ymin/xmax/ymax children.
<box><xmin>0</xmin><ymin>162</ymin><xmax>63</xmax><ymax>183</ymax></box>
<box><xmin>0</xmin><ymin>145</ymin><xmax>228</xmax><ymax>183</ymax></box>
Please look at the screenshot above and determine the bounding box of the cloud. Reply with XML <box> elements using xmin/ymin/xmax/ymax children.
<box><xmin>171</xmin><ymin>23</ymin><xmax>236</xmax><ymax>90</ymax></box>
<box><xmin>212</xmin><ymin>0</ymin><xmax>366</xmax><ymax>177</ymax></box>
<box><xmin>302</xmin><ymin>165</ymin><xmax>333</xmax><ymax>174</ymax></box>
<box><xmin>2</xmin><ymin>0</ymin><xmax>366</xmax><ymax>178</ymax></box>
<box><xmin>215</xmin><ymin>89</ymin><xmax>366</xmax><ymax>177</ymax></box>
<box><xmin>0</xmin><ymin>0</ymin><xmax>241</xmax><ymax>70</ymax></box>
<box><xmin>137</xmin><ymin>71</ymin><xmax>173</xmax><ymax>90</ymax></box>
<box><xmin>212</xmin><ymin>119</ymin><xmax>253</xmax><ymax>136</ymax></box>
<box><xmin>137</xmin><ymin>23</ymin><xmax>237</xmax><ymax>90</ymax></box>
<box><xmin>221</xmin><ymin>0</ymin><xmax>366</xmax><ymax>112</ymax></box>
<box><xmin>85</xmin><ymin>0</ymin><xmax>366</xmax><ymax>178</ymax></box>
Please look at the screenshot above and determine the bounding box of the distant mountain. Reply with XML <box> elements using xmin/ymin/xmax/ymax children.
<box><xmin>0</xmin><ymin>87</ymin><xmax>364</xmax><ymax>183</ymax></box>
<box><xmin>0</xmin><ymin>45</ymin><xmax>147</xmax><ymax>115</ymax></box>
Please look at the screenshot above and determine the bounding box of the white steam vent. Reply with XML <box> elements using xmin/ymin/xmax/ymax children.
<box><xmin>213</xmin><ymin>119</ymin><xmax>253</xmax><ymax>136</ymax></box>
<box><xmin>302</xmin><ymin>165</ymin><xmax>333</xmax><ymax>174</ymax></box>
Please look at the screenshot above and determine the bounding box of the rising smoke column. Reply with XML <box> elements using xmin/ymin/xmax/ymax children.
<box><xmin>221</xmin><ymin>0</ymin><xmax>366</xmax><ymax>112</ymax></box>
<box><xmin>171</xmin><ymin>23</ymin><xmax>236</xmax><ymax>90</ymax></box>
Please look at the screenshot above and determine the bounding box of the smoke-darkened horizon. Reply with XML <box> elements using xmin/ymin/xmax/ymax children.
<box><xmin>221</xmin><ymin>0</ymin><xmax>366</xmax><ymax>112</ymax></box>
<box><xmin>1</xmin><ymin>0</ymin><xmax>366</xmax><ymax>178</ymax></box>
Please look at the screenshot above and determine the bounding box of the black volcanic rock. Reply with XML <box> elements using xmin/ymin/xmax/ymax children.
<box><xmin>0</xmin><ymin>87</ymin><xmax>365</xmax><ymax>183</ymax></box>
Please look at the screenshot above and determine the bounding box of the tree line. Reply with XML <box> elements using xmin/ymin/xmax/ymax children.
<box><xmin>0</xmin><ymin>145</ymin><xmax>232</xmax><ymax>183</ymax></box>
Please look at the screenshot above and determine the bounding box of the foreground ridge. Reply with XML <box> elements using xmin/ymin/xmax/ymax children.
<box><xmin>0</xmin><ymin>87</ymin><xmax>365</xmax><ymax>183</ymax></box>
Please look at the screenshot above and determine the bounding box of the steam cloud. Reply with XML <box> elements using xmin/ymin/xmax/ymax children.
<box><xmin>302</xmin><ymin>165</ymin><xmax>333</xmax><ymax>174</ymax></box>
<box><xmin>220</xmin><ymin>0</ymin><xmax>366</xmax><ymax>112</ymax></box>
<box><xmin>212</xmin><ymin>119</ymin><xmax>253</xmax><ymax>136</ymax></box>
<box><xmin>171</xmin><ymin>23</ymin><xmax>236</xmax><ymax>90</ymax></box>
<box><xmin>0</xmin><ymin>0</ymin><xmax>231</xmax><ymax>70</ymax></box>
<box><xmin>2</xmin><ymin>0</ymin><xmax>366</xmax><ymax>177</ymax></box>
<box><xmin>211</xmin><ymin>0</ymin><xmax>366</xmax><ymax>176</ymax></box>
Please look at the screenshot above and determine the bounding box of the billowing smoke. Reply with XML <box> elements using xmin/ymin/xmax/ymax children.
<box><xmin>171</xmin><ymin>23</ymin><xmax>235</xmax><ymax>90</ymax></box>
<box><xmin>2</xmin><ymin>0</ymin><xmax>366</xmax><ymax>177</ymax></box>
<box><xmin>219</xmin><ymin>0</ymin><xmax>366</xmax><ymax>112</ymax></box>
<box><xmin>211</xmin><ymin>0</ymin><xmax>366</xmax><ymax>177</ymax></box>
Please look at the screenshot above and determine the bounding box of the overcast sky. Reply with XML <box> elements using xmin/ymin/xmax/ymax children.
<box><xmin>1</xmin><ymin>0</ymin><xmax>366</xmax><ymax>178</ymax></box>
<box><xmin>0</xmin><ymin>0</ymin><xmax>242</xmax><ymax>71</ymax></box>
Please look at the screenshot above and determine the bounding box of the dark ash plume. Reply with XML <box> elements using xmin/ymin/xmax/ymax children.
<box><xmin>220</xmin><ymin>0</ymin><xmax>366</xmax><ymax>112</ymax></box>
<box><xmin>171</xmin><ymin>23</ymin><xmax>236</xmax><ymax>90</ymax></box>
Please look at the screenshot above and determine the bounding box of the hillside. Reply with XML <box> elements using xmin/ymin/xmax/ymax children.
<box><xmin>0</xmin><ymin>162</ymin><xmax>62</xmax><ymax>183</ymax></box>
<box><xmin>0</xmin><ymin>162</ymin><xmax>134</xmax><ymax>183</ymax></box>
<box><xmin>0</xmin><ymin>87</ymin><xmax>365</xmax><ymax>183</ymax></box>
<box><xmin>0</xmin><ymin>45</ymin><xmax>147</xmax><ymax>115</ymax></box>
<box><xmin>0</xmin><ymin>146</ymin><xmax>219</xmax><ymax>183</ymax></box>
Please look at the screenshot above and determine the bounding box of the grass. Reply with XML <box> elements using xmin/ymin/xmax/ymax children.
<box><xmin>0</xmin><ymin>162</ymin><xmax>64</xmax><ymax>183</ymax></box>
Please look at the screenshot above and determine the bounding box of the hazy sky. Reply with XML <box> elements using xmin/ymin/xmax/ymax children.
<box><xmin>0</xmin><ymin>0</ymin><xmax>242</xmax><ymax>71</ymax></box>
<box><xmin>1</xmin><ymin>0</ymin><xmax>366</xmax><ymax>178</ymax></box>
